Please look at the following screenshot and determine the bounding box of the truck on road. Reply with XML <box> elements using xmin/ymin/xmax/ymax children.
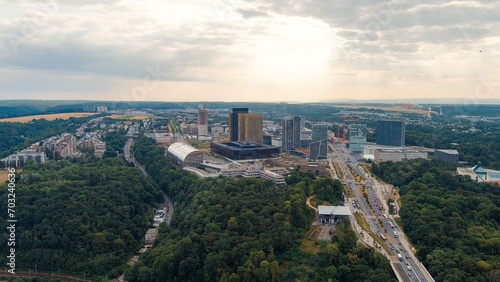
<box><xmin>397</xmin><ymin>254</ymin><xmax>403</xmax><ymax>262</ymax></box>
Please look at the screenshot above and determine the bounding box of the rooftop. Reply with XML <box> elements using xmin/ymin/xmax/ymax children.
<box><xmin>436</xmin><ymin>149</ymin><xmax>459</xmax><ymax>155</ymax></box>
<box><xmin>318</xmin><ymin>206</ymin><xmax>352</xmax><ymax>216</ymax></box>
<box><xmin>215</xmin><ymin>141</ymin><xmax>278</xmax><ymax>150</ymax></box>
<box><xmin>167</xmin><ymin>142</ymin><xmax>202</xmax><ymax>161</ymax></box>
<box><xmin>146</xmin><ymin>229</ymin><xmax>157</xmax><ymax>235</ymax></box>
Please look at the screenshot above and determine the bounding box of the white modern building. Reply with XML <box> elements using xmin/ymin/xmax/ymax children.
<box><xmin>318</xmin><ymin>205</ymin><xmax>352</xmax><ymax>224</ymax></box>
<box><xmin>167</xmin><ymin>142</ymin><xmax>204</xmax><ymax>167</ymax></box>
<box><xmin>374</xmin><ymin>148</ymin><xmax>428</xmax><ymax>163</ymax></box>
<box><xmin>1</xmin><ymin>151</ymin><xmax>46</xmax><ymax>167</ymax></box>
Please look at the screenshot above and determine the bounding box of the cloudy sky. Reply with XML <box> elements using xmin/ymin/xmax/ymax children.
<box><xmin>1</xmin><ymin>0</ymin><xmax>499</xmax><ymax>102</ymax></box>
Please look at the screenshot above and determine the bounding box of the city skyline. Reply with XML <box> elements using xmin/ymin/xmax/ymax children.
<box><xmin>1</xmin><ymin>0</ymin><xmax>499</xmax><ymax>102</ymax></box>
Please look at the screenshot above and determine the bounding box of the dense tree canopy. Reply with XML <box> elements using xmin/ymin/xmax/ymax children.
<box><xmin>372</xmin><ymin>159</ymin><xmax>500</xmax><ymax>281</ymax></box>
<box><xmin>104</xmin><ymin>129</ymin><xmax>127</xmax><ymax>154</ymax></box>
<box><xmin>0</xmin><ymin>157</ymin><xmax>160</xmax><ymax>278</ymax></box>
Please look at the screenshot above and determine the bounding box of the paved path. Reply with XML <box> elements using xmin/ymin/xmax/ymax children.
<box><xmin>306</xmin><ymin>195</ymin><xmax>318</xmax><ymax>211</ymax></box>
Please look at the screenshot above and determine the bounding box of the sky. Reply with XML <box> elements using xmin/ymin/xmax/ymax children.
<box><xmin>1</xmin><ymin>0</ymin><xmax>500</xmax><ymax>103</ymax></box>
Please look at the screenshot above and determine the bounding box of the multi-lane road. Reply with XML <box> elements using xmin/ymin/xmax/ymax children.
<box><xmin>329</xmin><ymin>142</ymin><xmax>434</xmax><ymax>282</ymax></box>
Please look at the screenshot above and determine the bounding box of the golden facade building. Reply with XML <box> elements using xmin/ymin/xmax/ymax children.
<box><xmin>238</xmin><ymin>113</ymin><xmax>263</xmax><ymax>143</ymax></box>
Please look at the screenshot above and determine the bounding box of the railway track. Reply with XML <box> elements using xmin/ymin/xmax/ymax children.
<box><xmin>2</xmin><ymin>270</ymin><xmax>90</xmax><ymax>282</ymax></box>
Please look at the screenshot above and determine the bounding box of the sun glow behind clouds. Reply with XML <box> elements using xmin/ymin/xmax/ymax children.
<box><xmin>2</xmin><ymin>0</ymin><xmax>500</xmax><ymax>101</ymax></box>
<box><xmin>245</xmin><ymin>17</ymin><xmax>339</xmax><ymax>85</ymax></box>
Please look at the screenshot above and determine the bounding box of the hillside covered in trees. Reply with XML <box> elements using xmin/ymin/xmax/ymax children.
<box><xmin>0</xmin><ymin>157</ymin><xmax>161</xmax><ymax>278</ymax></box>
<box><xmin>126</xmin><ymin>135</ymin><xmax>396</xmax><ymax>281</ymax></box>
<box><xmin>372</xmin><ymin>159</ymin><xmax>500</xmax><ymax>281</ymax></box>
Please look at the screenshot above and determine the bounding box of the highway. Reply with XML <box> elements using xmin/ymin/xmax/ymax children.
<box><xmin>329</xmin><ymin>142</ymin><xmax>434</xmax><ymax>282</ymax></box>
<box><xmin>125</xmin><ymin>137</ymin><xmax>174</xmax><ymax>226</ymax></box>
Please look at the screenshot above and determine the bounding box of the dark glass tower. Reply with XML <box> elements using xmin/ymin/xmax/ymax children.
<box><xmin>281</xmin><ymin>116</ymin><xmax>301</xmax><ymax>153</ymax></box>
<box><xmin>376</xmin><ymin>120</ymin><xmax>405</xmax><ymax>147</ymax></box>
<box><xmin>229</xmin><ymin>108</ymin><xmax>248</xmax><ymax>141</ymax></box>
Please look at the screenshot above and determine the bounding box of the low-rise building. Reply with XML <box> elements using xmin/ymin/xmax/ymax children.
<box><xmin>457</xmin><ymin>162</ymin><xmax>500</xmax><ymax>183</ymax></box>
<box><xmin>318</xmin><ymin>206</ymin><xmax>352</xmax><ymax>225</ymax></box>
<box><xmin>374</xmin><ymin>148</ymin><xmax>428</xmax><ymax>163</ymax></box>
<box><xmin>94</xmin><ymin>141</ymin><xmax>106</xmax><ymax>159</ymax></box>
<box><xmin>211</xmin><ymin>126</ymin><xmax>225</xmax><ymax>137</ymax></box>
<box><xmin>434</xmin><ymin>149</ymin><xmax>459</xmax><ymax>164</ymax></box>
<box><xmin>211</xmin><ymin>141</ymin><xmax>280</xmax><ymax>160</ymax></box>
<box><xmin>145</xmin><ymin>132</ymin><xmax>172</xmax><ymax>143</ymax></box>
<box><xmin>167</xmin><ymin>142</ymin><xmax>204</xmax><ymax>167</ymax></box>
<box><xmin>267</xmin><ymin>157</ymin><xmax>327</xmax><ymax>176</ymax></box>
<box><xmin>402</xmin><ymin>149</ymin><xmax>428</xmax><ymax>160</ymax></box>
<box><xmin>258</xmin><ymin>170</ymin><xmax>286</xmax><ymax>185</ymax></box>
<box><xmin>374</xmin><ymin>149</ymin><xmax>405</xmax><ymax>162</ymax></box>
<box><xmin>200</xmin><ymin>161</ymin><xmax>287</xmax><ymax>185</ymax></box>
<box><xmin>1</xmin><ymin>151</ymin><xmax>46</xmax><ymax>167</ymax></box>
<box><xmin>145</xmin><ymin>229</ymin><xmax>158</xmax><ymax>244</ymax></box>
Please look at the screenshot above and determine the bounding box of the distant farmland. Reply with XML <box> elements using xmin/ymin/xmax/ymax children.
<box><xmin>0</xmin><ymin>170</ymin><xmax>22</xmax><ymax>183</ymax></box>
<box><xmin>331</xmin><ymin>105</ymin><xmax>437</xmax><ymax>115</ymax></box>
<box><xmin>0</xmin><ymin>171</ymin><xmax>9</xmax><ymax>183</ymax></box>
<box><xmin>0</xmin><ymin>113</ymin><xmax>97</xmax><ymax>123</ymax></box>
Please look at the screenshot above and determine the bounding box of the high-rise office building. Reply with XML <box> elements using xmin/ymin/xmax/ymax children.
<box><xmin>300</xmin><ymin>118</ymin><xmax>306</xmax><ymax>131</ymax></box>
<box><xmin>281</xmin><ymin>116</ymin><xmax>301</xmax><ymax>153</ymax></box>
<box><xmin>229</xmin><ymin>108</ymin><xmax>248</xmax><ymax>141</ymax></box>
<box><xmin>348</xmin><ymin>124</ymin><xmax>367</xmax><ymax>153</ymax></box>
<box><xmin>238</xmin><ymin>113</ymin><xmax>263</xmax><ymax>143</ymax></box>
<box><xmin>310</xmin><ymin>123</ymin><xmax>328</xmax><ymax>160</ymax></box>
<box><xmin>198</xmin><ymin>109</ymin><xmax>208</xmax><ymax>136</ymax></box>
<box><xmin>376</xmin><ymin>120</ymin><xmax>405</xmax><ymax>147</ymax></box>
<box><xmin>312</xmin><ymin>123</ymin><xmax>328</xmax><ymax>142</ymax></box>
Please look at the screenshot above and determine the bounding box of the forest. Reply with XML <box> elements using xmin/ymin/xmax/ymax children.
<box><xmin>372</xmin><ymin>159</ymin><xmax>500</xmax><ymax>281</ymax></box>
<box><xmin>104</xmin><ymin>129</ymin><xmax>128</xmax><ymax>156</ymax></box>
<box><xmin>0</xmin><ymin>157</ymin><xmax>161</xmax><ymax>278</ymax></box>
<box><xmin>126</xmin><ymin>135</ymin><xmax>395</xmax><ymax>281</ymax></box>
<box><xmin>0</xmin><ymin>118</ymin><xmax>90</xmax><ymax>158</ymax></box>
<box><xmin>405</xmin><ymin>122</ymin><xmax>500</xmax><ymax>170</ymax></box>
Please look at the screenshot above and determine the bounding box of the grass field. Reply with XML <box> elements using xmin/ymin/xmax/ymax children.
<box><xmin>0</xmin><ymin>171</ymin><xmax>9</xmax><ymax>183</ymax></box>
<box><xmin>304</xmin><ymin>225</ymin><xmax>322</xmax><ymax>240</ymax></box>
<box><xmin>0</xmin><ymin>170</ymin><xmax>22</xmax><ymax>183</ymax></box>
<box><xmin>354</xmin><ymin>213</ymin><xmax>392</xmax><ymax>254</ymax></box>
<box><xmin>0</xmin><ymin>113</ymin><xmax>96</xmax><ymax>123</ymax></box>
<box><xmin>331</xmin><ymin>105</ymin><xmax>437</xmax><ymax>115</ymax></box>
<box><xmin>299</xmin><ymin>238</ymin><xmax>322</xmax><ymax>254</ymax></box>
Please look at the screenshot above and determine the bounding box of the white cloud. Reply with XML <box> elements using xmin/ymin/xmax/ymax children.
<box><xmin>0</xmin><ymin>0</ymin><xmax>499</xmax><ymax>101</ymax></box>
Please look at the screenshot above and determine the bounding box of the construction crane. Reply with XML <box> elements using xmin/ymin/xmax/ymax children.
<box><xmin>337</xmin><ymin>114</ymin><xmax>359</xmax><ymax>144</ymax></box>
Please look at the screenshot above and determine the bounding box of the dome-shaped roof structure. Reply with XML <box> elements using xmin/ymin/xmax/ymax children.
<box><xmin>167</xmin><ymin>142</ymin><xmax>203</xmax><ymax>167</ymax></box>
